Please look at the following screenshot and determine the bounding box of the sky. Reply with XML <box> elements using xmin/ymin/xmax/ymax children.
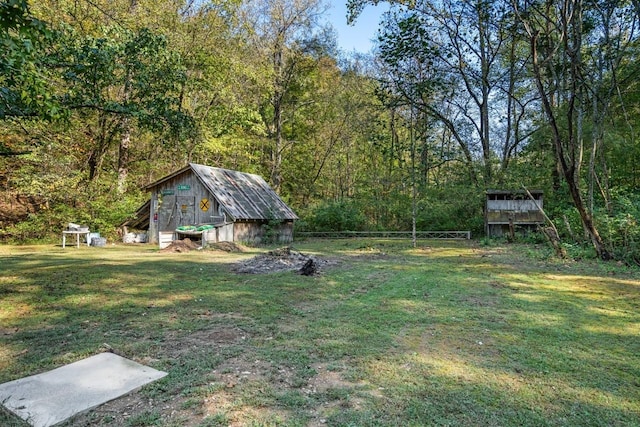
<box><xmin>326</xmin><ymin>1</ymin><xmax>389</xmax><ymax>53</ymax></box>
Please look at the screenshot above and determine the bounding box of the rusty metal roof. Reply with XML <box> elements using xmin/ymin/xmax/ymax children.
<box><xmin>145</xmin><ymin>163</ymin><xmax>298</xmax><ymax>221</ymax></box>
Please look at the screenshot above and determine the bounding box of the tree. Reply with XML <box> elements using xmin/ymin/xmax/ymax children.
<box><xmin>144</xmin><ymin>0</ymin><xmax>264</xmax><ymax>173</ymax></box>
<box><xmin>514</xmin><ymin>0</ymin><xmax>612</xmax><ymax>259</ymax></box>
<box><xmin>351</xmin><ymin>0</ymin><xmax>535</xmax><ymax>186</ymax></box>
<box><xmin>0</xmin><ymin>0</ymin><xmax>60</xmax><ymax>151</ymax></box>
<box><xmin>377</xmin><ymin>11</ymin><xmax>477</xmax><ymax>184</ymax></box>
<box><xmin>581</xmin><ymin>1</ymin><xmax>638</xmax><ymax>213</ymax></box>
<box><xmin>243</xmin><ymin>0</ymin><xmax>330</xmax><ymax>191</ymax></box>
<box><xmin>59</xmin><ymin>27</ymin><xmax>193</xmax><ymax>189</ymax></box>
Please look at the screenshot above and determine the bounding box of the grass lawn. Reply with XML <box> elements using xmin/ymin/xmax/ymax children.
<box><xmin>0</xmin><ymin>239</ymin><xmax>639</xmax><ymax>426</ymax></box>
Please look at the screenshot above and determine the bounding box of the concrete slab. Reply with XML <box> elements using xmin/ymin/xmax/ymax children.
<box><xmin>0</xmin><ymin>352</ymin><xmax>167</xmax><ymax>427</ymax></box>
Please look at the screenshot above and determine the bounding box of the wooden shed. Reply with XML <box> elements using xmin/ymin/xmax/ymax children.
<box><xmin>485</xmin><ymin>190</ymin><xmax>544</xmax><ymax>237</ymax></box>
<box><xmin>144</xmin><ymin>163</ymin><xmax>298</xmax><ymax>248</ymax></box>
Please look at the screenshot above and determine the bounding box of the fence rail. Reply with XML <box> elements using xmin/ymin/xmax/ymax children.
<box><xmin>296</xmin><ymin>231</ymin><xmax>471</xmax><ymax>240</ymax></box>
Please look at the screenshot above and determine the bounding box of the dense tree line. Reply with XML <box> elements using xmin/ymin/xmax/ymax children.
<box><xmin>1</xmin><ymin>0</ymin><xmax>639</xmax><ymax>263</ymax></box>
<box><xmin>349</xmin><ymin>0</ymin><xmax>640</xmax><ymax>262</ymax></box>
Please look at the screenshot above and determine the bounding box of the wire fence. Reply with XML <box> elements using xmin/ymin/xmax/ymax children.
<box><xmin>295</xmin><ymin>231</ymin><xmax>472</xmax><ymax>239</ymax></box>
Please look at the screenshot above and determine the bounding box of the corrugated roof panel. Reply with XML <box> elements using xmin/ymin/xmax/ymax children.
<box><xmin>189</xmin><ymin>163</ymin><xmax>298</xmax><ymax>221</ymax></box>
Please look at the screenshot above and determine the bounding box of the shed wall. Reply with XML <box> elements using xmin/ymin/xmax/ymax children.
<box><xmin>146</xmin><ymin>167</ymin><xmax>296</xmax><ymax>247</ymax></box>
<box><xmin>217</xmin><ymin>223</ymin><xmax>234</xmax><ymax>242</ymax></box>
<box><xmin>233</xmin><ymin>221</ymin><xmax>294</xmax><ymax>244</ymax></box>
<box><xmin>485</xmin><ymin>192</ymin><xmax>544</xmax><ymax>237</ymax></box>
<box><xmin>486</xmin><ymin>199</ymin><xmax>541</xmax><ymax>212</ymax></box>
<box><xmin>148</xmin><ymin>171</ymin><xmax>221</xmax><ymax>244</ymax></box>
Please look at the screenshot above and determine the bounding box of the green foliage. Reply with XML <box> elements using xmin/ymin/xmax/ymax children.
<box><xmin>59</xmin><ymin>26</ymin><xmax>195</xmax><ymax>139</ymax></box>
<box><xmin>549</xmin><ymin>190</ymin><xmax>640</xmax><ymax>265</ymax></box>
<box><xmin>1</xmin><ymin>179</ymin><xmax>144</xmax><ymax>242</ymax></box>
<box><xmin>415</xmin><ymin>186</ymin><xmax>484</xmax><ymax>234</ymax></box>
<box><xmin>377</xmin><ymin>11</ymin><xmax>442</xmax><ymax>103</ymax></box>
<box><xmin>595</xmin><ymin>193</ymin><xmax>640</xmax><ymax>265</ymax></box>
<box><xmin>561</xmin><ymin>242</ymin><xmax>599</xmax><ymax>261</ymax></box>
<box><xmin>0</xmin><ymin>0</ymin><xmax>61</xmax><ymax>122</ymax></box>
<box><xmin>126</xmin><ymin>410</ymin><xmax>162</xmax><ymax>427</ymax></box>
<box><xmin>297</xmin><ymin>184</ymin><xmax>487</xmax><ymax>234</ymax></box>
<box><xmin>306</xmin><ymin>199</ymin><xmax>367</xmax><ymax>231</ymax></box>
<box><xmin>198</xmin><ymin>414</ymin><xmax>229</xmax><ymax>427</ymax></box>
<box><xmin>2</xmin><ymin>0</ymin><xmax>640</xmax><ymax>268</ymax></box>
<box><xmin>260</xmin><ymin>218</ymin><xmax>284</xmax><ymax>245</ymax></box>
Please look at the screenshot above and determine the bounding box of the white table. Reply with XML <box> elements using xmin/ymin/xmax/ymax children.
<box><xmin>62</xmin><ymin>230</ymin><xmax>91</xmax><ymax>248</ymax></box>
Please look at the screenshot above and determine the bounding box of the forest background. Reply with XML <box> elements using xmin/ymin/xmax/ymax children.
<box><xmin>1</xmin><ymin>0</ymin><xmax>639</xmax><ymax>264</ymax></box>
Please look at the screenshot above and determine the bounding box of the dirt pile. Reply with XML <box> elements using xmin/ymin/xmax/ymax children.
<box><xmin>234</xmin><ymin>246</ymin><xmax>327</xmax><ymax>275</ymax></box>
<box><xmin>160</xmin><ymin>238</ymin><xmax>200</xmax><ymax>253</ymax></box>
<box><xmin>209</xmin><ymin>241</ymin><xmax>244</xmax><ymax>252</ymax></box>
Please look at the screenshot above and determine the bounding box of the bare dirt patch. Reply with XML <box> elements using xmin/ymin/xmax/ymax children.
<box><xmin>304</xmin><ymin>363</ymin><xmax>382</xmax><ymax>426</ymax></box>
<box><xmin>65</xmin><ymin>325</ymin><xmax>252</xmax><ymax>427</ymax></box>
<box><xmin>306</xmin><ymin>364</ymin><xmax>355</xmax><ymax>394</ymax></box>
<box><xmin>161</xmin><ymin>326</ymin><xmax>249</xmax><ymax>359</ymax></box>
<box><xmin>0</xmin><ymin>327</ymin><xmax>18</xmax><ymax>336</ymax></box>
<box><xmin>160</xmin><ymin>239</ymin><xmax>245</xmax><ymax>254</ymax></box>
<box><xmin>12</xmin><ymin>330</ymin><xmax>370</xmax><ymax>427</ymax></box>
<box><xmin>62</xmin><ymin>374</ymin><xmax>198</xmax><ymax>427</ymax></box>
<box><xmin>233</xmin><ymin>246</ymin><xmax>332</xmax><ymax>275</ymax></box>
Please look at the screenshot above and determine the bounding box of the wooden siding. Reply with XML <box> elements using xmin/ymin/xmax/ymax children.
<box><xmin>146</xmin><ymin>164</ymin><xmax>297</xmax><ymax>246</ymax></box>
<box><xmin>148</xmin><ymin>170</ymin><xmax>221</xmax><ymax>243</ymax></box>
<box><xmin>159</xmin><ymin>231</ymin><xmax>175</xmax><ymax>249</ymax></box>
<box><xmin>217</xmin><ymin>223</ymin><xmax>234</xmax><ymax>242</ymax></box>
<box><xmin>486</xmin><ymin>199</ymin><xmax>541</xmax><ymax>213</ymax></box>
<box><xmin>233</xmin><ymin>221</ymin><xmax>294</xmax><ymax>244</ymax></box>
<box><xmin>486</xmin><ymin>209</ymin><xmax>545</xmax><ymax>224</ymax></box>
<box><xmin>485</xmin><ymin>190</ymin><xmax>544</xmax><ymax>237</ymax></box>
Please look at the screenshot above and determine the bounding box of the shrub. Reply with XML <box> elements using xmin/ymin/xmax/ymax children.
<box><xmin>2</xmin><ymin>183</ymin><xmax>145</xmax><ymax>243</ymax></box>
<box><xmin>306</xmin><ymin>200</ymin><xmax>367</xmax><ymax>232</ymax></box>
<box><xmin>415</xmin><ymin>187</ymin><xmax>484</xmax><ymax>235</ymax></box>
<box><xmin>549</xmin><ymin>190</ymin><xmax>640</xmax><ymax>265</ymax></box>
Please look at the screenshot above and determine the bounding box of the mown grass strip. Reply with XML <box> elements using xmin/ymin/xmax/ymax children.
<box><xmin>0</xmin><ymin>240</ymin><xmax>638</xmax><ymax>426</ymax></box>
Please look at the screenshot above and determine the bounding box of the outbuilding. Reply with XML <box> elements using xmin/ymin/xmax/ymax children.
<box><xmin>485</xmin><ymin>190</ymin><xmax>544</xmax><ymax>237</ymax></box>
<box><xmin>144</xmin><ymin>163</ymin><xmax>298</xmax><ymax>248</ymax></box>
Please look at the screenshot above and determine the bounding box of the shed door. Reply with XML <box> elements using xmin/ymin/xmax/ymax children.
<box><xmin>176</xmin><ymin>196</ymin><xmax>195</xmax><ymax>227</ymax></box>
<box><xmin>158</xmin><ymin>195</ymin><xmax>176</xmax><ymax>231</ymax></box>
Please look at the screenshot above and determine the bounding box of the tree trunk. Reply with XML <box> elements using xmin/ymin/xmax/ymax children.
<box><xmin>270</xmin><ymin>43</ymin><xmax>284</xmax><ymax>192</ymax></box>
<box><xmin>520</xmin><ymin>0</ymin><xmax>612</xmax><ymax>260</ymax></box>
<box><xmin>477</xmin><ymin>9</ymin><xmax>492</xmax><ymax>184</ymax></box>
<box><xmin>565</xmin><ymin>179</ymin><xmax>611</xmax><ymax>259</ymax></box>
<box><xmin>410</xmin><ymin>107</ymin><xmax>417</xmax><ymax>248</ymax></box>
<box><xmin>541</xmin><ymin>226</ymin><xmax>567</xmax><ymax>259</ymax></box>
<box><xmin>118</xmin><ymin>116</ymin><xmax>130</xmax><ymax>194</ymax></box>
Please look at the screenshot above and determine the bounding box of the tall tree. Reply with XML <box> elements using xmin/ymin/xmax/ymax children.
<box><xmin>60</xmin><ymin>27</ymin><xmax>193</xmax><ymax>186</ymax></box>
<box><xmin>351</xmin><ymin>0</ymin><xmax>534</xmax><ymax>186</ymax></box>
<box><xmin>514</xmin><ymin>0</ymin><xmax>612</xmax><ymax>259</ymax></box>
<box><xmin>581</xmin><ymin>1</ymin><xmax>639</xmax><ymax>213</ymax></box>
<box><xmin>244</xmin><ymin>0</ymin><xmax>329</xmax><ymax>191</ymax></box>
<box><xmin>377</xmin><ymin>11</ymin><xmax>479</xmax><ymax>185</ymax></box>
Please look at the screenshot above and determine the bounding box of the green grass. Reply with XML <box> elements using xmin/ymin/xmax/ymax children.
<box><xmin>0</xmin><ymin>239</ymin><xmax>639</xmax><ymax>426</ymax></box>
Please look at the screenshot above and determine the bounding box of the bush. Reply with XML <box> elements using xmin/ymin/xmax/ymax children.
<box><xmin>306</xmin><ymin>200</ymin><xmax>367</xmax><ymax>232</ymax></box>
<box><xmin>549</xmin><ymin>190</ymin><xmax>640</xmax><ymax>265</ymax></box>
<box><xmin>415</xmin><ymin>187</ymin><xmax>484</xmax><ymax>235</ymax></box>
<box><xmin>2</xmin><ymin>183</ymin><xmax>145</xmax><ymax>243</ymax></box>
<box><xmin>595</xmin><ymin>193</ymin><xmax>640</xmax><ymax>264</ymax></box>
